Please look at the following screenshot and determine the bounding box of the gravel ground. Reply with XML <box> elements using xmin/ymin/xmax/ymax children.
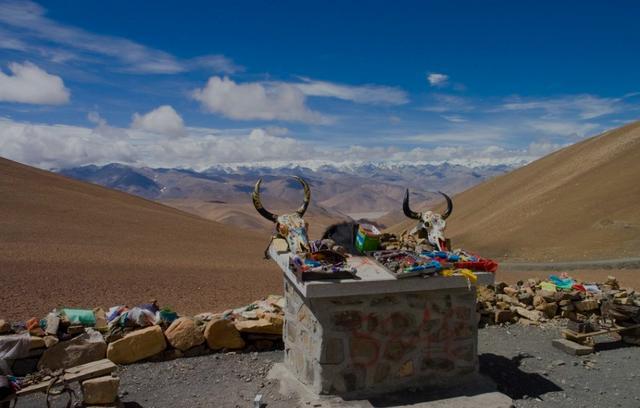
<box><xmin>479</xmin><ymin>324</ymin><xmax>640</xmax><ymax>408</ymax></box>
<box><xmin>17</xmin><ymin>323</ymin><xmax>640</xmax><ymax>408</ymax></box>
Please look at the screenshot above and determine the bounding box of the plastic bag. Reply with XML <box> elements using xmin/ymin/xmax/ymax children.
<box><xmin>62</xmin><ymin>309</ymin><xmax>96</xmax><ymax>326</ymax></box>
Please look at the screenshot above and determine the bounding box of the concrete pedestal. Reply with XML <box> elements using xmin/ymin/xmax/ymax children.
<box><xmin>272</xmin><ymin>245</ymin><xmax>494</xmax><ymax>397</ymax></box>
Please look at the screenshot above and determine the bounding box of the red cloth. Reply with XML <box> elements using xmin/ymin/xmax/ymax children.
<box><xmin>572</xmin><ymin>283</ymin><xmax>587</xmax><ymax>292</ymax></box>
<box><xmin>454</xmin><ymin>259</ymin><xmax>499</xmax><ymax>273</ymax></box>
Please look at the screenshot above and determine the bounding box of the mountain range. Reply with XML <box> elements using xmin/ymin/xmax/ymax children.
<box><xmin>58</xmin><ymin>162</ymin><xmax>511</xmax><ymax>235</ymax></box>
<box><xmin>3</xmin><ymin>121</ymin><xmax>639</xmax><ymax>320</ymax></box>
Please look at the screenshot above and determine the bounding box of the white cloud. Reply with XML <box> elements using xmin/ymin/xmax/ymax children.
<box><xmin>526</xmin><ymin>141</ymin><xmax>567</xmax><ymax>157</ymax></box>
<box><xmin>0</xmin><ymin>117</ymin><xmax>314</xmax><ymax>170</ymax></box>
<box><xmin>525</xmin><ymin>120</ymin><xmax>600</xmax><ymax>138</ymax></box>
<box><xmin>500</xmin><ymin>94</ymin><xmax>621</xmax><ymax>119</ymax></box>
<box><xmin>192</xmin><ymin>76</ymin><xmax>411</xmax><ymax>122</ymax></box>
<box><xmin>401</xmin><ymin>127</ymin><xmax>506</xmax><ymax>144</ymax></box>
<box><xmin>0</xmin><ymin>116</ymin><xmax>577</xmax><ymax>171</ymax></box>
<box><xmin>427</xmin><ymin>73</ymin><xmax>449</xmax><ymax>87</ymax></box>
<box><xmin>419</xmin><ymin>94</ymin><xmax>474</xmax><ymax>113</ymax></box>
<box><xmin>0</xmin><ymin>1</ymin><xmax>239</xmax><ymax>74</ymax></box>
<box><xmin>0</xmin><ymin>118</ymin><xmax>134</xmax><ymax>169</ymax></box>
<box><xmin>131</xmin><ymin>105</ymin><xmax>186</xmax><ymax>137</ymax></box>
<box><xmin>0</xmin><ymin>61</ymin><xmax>70</xmax><ymax>104</ymax></box>
<box><xmin>441</xmin><ymin>115</ymin><xmax>467</xmax><ymax>123</ymax></box>
<box><xmin>192</xmin><ymin>76</ymin><xmax>330</xmax><ymax>124</ymax></box>
<box><xmin>294</xmin><ymin>78</ymin><xmax>408</xmax><ymax>105</ymax></box>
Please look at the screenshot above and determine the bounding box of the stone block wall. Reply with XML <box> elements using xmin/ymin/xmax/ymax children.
<box><xmin>283</xmin><ymin>278</ymin><xmax>479</xmax><ymax>396</ymax></box>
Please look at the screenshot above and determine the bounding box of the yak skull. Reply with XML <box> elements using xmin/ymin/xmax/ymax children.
<box><xmin>403</xmin><ymin>189</ymin><xmax>453</xmax><ymax>251</ymax></box>
<box><xmin>252</xmin><ymin>176</ymin><xmax>311</xmax><ymax>254</ymax></box>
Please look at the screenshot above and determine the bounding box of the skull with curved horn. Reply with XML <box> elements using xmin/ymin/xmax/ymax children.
<box><xmin>252</xmin><ymin>176</ymin><xmax>311</xmax><ymax>254</ymax></box>
<box><xmin>403</xmin><ymin>189</ymin><xmax>453</xmax><ymax>251</ymax></box>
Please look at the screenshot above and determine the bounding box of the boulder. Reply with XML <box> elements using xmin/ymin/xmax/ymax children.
<box><xmin>538</xmin><ymin>290</ymin><xmax>556</xmax><ymax>303</ymax></box>
<box><xmin>496</xmin><ymin>294</ymin><xmax>518</xmax><ymax>304</ymax></box>
<box><xmin>558</xmin><ymin>299</ymin><xmax>573</xmax><ymax>309</ymax></box>
<box><xmin>515</xmin><ymin>307</ymin><xmax>543</xmax><ymax>322</ymax></box>
<box><xmin>93</xmin><ymin>308</ymin><xmax>108</xmax><ymax>331</ymax></box>
<box><xmin>495</xmin><ymin>281</ymin><xmax>508</xmax><ymax>294</ymax></box>
<box><xmin>82</xmin><ymin>375</ymin><xmax>120</xmax><ymax>405</ymax></box>
<box><xmin>540</xmin><ymin>302</ymin><xmax>558</xmax><ymax>318</ymax></box>
<box><xmin>503</xmin><ymin>287</ymin><xmax>518</xmax><ymax>297</ymax></box>
<box><xmin>605</xmin><ymin>276</ymin><xmax>619</xmax><ymax>290</ymax></box>
<box><xmin>204</xmin><ymin>318</ymin><xmax>245</xmax><ymax>350</ymax></box>
<box><xmin>533</xmin><ymin>295</ymin><xmax>546</xmax><ymax>308</ymax></box>
<box><xmin>43</xmin><ymin>336</ymin><xmax>59</xmax><ymax>348</ymax></box>
<box><xmin>29</xmin><ymin>336</ymin><xmax>46</xmax><ymax>350</ymax></box>
<box><xmin>164</xmin><ymin>317</ymin><xmax>205</xmax><ymax>351</ymax></box>
<box><xmin>107</xmin><ymin>325</ymin><xmax>166</xmax><ymax>365</ymax></box>
<box><xmin>38</xmin><ymin>329</ymin><xmax>106</xmax><ymax>370</ymax></box>
<box><xmin>517</xmin><ymin>292</ymin><xmax>533</xmax><ymax>305</ymax></box>
<box><xmin>0</xmin><ymin>319</ymin><xmax>10</xmax><ymax>334</ymax></box>
<box><xmin>494</xmin><ymin>310</ymin><xmax>515</xmax><ymax>324</ymax></box>
<box><xmin>574</xmin><ymin>300</ymin><xmax>599</xmax><ymax>313</ymax></box>
<box><xmin>477</xmin><ymin>286</ymin><xmax>496</xmax><ymax>303</ymax></box>
<box><xmin>235</xmin><ymin>314</ymin><xmax>283</xmax><ymax>335</ymax></box>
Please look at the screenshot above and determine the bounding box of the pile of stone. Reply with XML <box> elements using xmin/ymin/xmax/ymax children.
<box><xmin>0</xmin><ymin>295</ymin><xmax>285</xmax><ymax>379</ymax></box>
<box><xmin>477</xmin><ymin>276</ymin><xmax>640</xmax><ymax>335</ymax></box>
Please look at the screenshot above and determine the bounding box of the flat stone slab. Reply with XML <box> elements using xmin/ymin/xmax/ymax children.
<box><xmin>270</xmin><ymin>246</ymin><xmax>494</xmax><ymax>298</ymax></box>
<box><xmin>552</xmin><ymin>338</ymin><xmax>594</xmax><ymax>355</ymax></box>
<box><xmin>268</xmin><ymin>363</ymin><xmax>512</xmax><ymax>408</ymax></box>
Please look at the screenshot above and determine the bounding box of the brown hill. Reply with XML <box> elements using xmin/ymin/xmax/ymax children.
<box><xmin>0</xmin><ymin>157</ymin><xmax>282</xmax><ymax>320</ymax></box>
<box><xmin>160</xmin><ymin>199</ymin><xmax>348</xmax><ymax>239</ymax></box>
<box><xmin>389</xmin><ymin>121</ymin><xmax>640</xmax><ymax>262</ymax></box>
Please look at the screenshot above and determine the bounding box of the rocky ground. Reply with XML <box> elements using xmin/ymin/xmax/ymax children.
<box><xmin>16</xmin><ymin>323</ymin><xmax>640</xmax><ymax>408</ymax></box>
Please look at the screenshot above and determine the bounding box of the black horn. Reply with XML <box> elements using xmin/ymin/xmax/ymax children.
<box><xmin>439</xmin><ymin>191</ymin><xmax>453</xmax><ymax>219</ymax></box>
<box><xmin>294</xmin><ymin>176</ymin><xmax>311</xmax><ymax>217</ymax></box>
<box><xmin>402</xmin><ymin>189</ymin><xmax>422</xmax><ymax>220</ymax></box>
<box><xmin>252</xmin><ymin>178</ymin><xmax>278</xmax><ymax>222</ymax></box>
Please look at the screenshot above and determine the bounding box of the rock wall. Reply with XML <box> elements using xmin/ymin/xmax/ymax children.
<box><xmin>283</xmin><ymin>278</ymin><xmax>479</xmax><ymax>396</ymax></box>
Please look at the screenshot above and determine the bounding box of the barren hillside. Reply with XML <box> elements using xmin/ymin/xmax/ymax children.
<box><xmin>0</xmin><ymin>157</ymin><xmax>282</xmax><ymax>320</ymax></box>
<box><xmin>160</xmin><ymin>198</ymin><xmax>348</xmax><ymax>239</ymax></box>
<box><xmin>390</xmin><ymin>121</ymin><xmax>640</xmax><ymax>262</ymax></box>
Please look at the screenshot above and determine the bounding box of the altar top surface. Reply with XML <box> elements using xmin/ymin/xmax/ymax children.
<box><xmin>269</xmin><ymin>245</ymin><xmax>495</xmax><ymax>299</ymax></box>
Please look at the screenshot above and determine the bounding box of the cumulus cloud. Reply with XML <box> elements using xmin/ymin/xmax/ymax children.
<box><xmin>0</xmin><ymin>117</ymin><xmax>316</xmax><ymax>170</ymax></box>
<box><xmin>0</xmin><ymin>116</ymin><xmax>574</xmax><ymax>171</ymax></box>
<box><xmin>294</xmin><ymin>78</ymin><xmax>408</xmax><ymax>105</ymax></box>
<box><xmin>0</xmin><ymin>1</ymin><xmax>239</xmax><ymax>74</ymax></box>
<box><xmin>427</xmin><ymin>73</ymin><xmax>449</xmax><ymax>87</ymax></box>
<box><xmin>192</xmin><ymin>76</ymin><xmax>330</xmax><ymax>124</ymax></box>
<box><xmin>131</xmin><ymin>105</ymin><xmax>186</xmax><ymax>137</ymax></box>
<box><xmin>0</xmin><ymin>118</ymin><xmax>134</xmax><ymax>169</ymax></box>
<box><xmin>0</xmin><ymin>61</ymin><xmax>70</xmax><ymax>104</ymax></box>
<box><xmin>191</xmin><ymin>76</ymin><xmax>412</xmax><ymax>123</ymax></box>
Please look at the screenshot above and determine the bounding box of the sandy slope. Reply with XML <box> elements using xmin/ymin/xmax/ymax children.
<box><xmin>0</xmin><ymin>157</ymin><xmax>282</xmax><ymax>320</ymax></box>
<box><xmin>160</xmin><ymin>198</ymin><xmax>347</xmax><ymax>239</ymax></box>
<box><xmin>389</xmin><ymin>121</ymin><xmax>640</xmax><ymax>262</ymax></box>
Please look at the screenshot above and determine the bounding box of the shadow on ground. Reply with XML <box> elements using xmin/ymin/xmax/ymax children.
<box><xmin>364</xmin><ymin>375</ymin><xmax>499</xmax><ymax>407</ymax></box>
<box><xmin>480</xmin><ymin>352</ymin><xmax>562</xmax><ymax>400</ymax></box>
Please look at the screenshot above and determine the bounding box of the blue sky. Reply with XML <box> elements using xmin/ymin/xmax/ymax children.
<box><xmin>0</xmin><ymin>0</ymin><xmax>639</xmax><ymax>169</ymax></box>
